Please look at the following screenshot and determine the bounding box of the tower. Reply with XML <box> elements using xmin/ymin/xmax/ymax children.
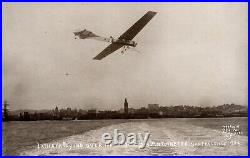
<box><xmin>124</xmin><ymin>98</ymin><xmax>128</xmax><ymax>114</ymax></box>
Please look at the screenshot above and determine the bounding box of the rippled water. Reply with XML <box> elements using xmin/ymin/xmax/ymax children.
<box><xmin>3</xmin><ymin>117</ymin><xmax>248</xmax><ymax>155</ymax></box>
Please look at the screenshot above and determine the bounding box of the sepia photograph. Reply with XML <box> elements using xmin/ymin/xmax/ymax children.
<box><xmin>2</xmin><ymin>2</ymin><xmax>248</xmax><ymax>156</ymax></box>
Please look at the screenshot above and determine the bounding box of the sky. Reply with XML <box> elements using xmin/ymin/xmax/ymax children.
<box><xmin>2</xmin><ymin>2</ymin><xmax>248</xmax><ymax>110</ymax></box>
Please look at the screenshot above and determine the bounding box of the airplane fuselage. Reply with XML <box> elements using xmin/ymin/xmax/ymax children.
<box><xmin>111</xmin><ymin>38</ymin><xmax>137</xmax><ymax>47</ymax></box>
<box><xmin>74</xmin><ymin>30</ymin><xmax>137</xmax><ymax>47</ymax></box>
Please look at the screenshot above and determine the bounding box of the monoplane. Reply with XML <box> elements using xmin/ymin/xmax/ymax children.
<box><xmin>74</xmin><ymin>11</ymin><xmax>157</xmax><ymax>60</ymax></box>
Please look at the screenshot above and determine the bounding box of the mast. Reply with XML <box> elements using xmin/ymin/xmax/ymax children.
<box><xmin>3</xmin><ymin>100</ymin><xmax>9</xmax><ymax>122</ymax></box>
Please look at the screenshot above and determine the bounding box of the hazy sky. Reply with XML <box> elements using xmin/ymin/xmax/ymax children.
<box><xmin>3</xmin><ymin>3</ymin><xmax>248</xmax><ymax>110</ymax></box>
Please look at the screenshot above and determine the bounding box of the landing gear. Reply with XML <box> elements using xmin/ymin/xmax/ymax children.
<box><xmin>121</xmin><ymin>46</ymin><xmax>130</xmax><ymax>54</ymax></box>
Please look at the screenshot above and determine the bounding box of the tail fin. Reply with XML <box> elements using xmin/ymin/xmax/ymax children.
<box><xmin>74</xmin><ymin>29</ymin><xmax>99</xmax><ymax>39</ymax></box>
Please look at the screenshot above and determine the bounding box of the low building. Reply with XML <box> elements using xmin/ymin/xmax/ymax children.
<box><xmin>148</xmin><ymin>104</ymin><xmax>159</xmax><ymax>111</ymax></box>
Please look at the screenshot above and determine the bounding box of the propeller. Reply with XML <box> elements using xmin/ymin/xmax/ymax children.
<box><xmin>131</xmin><ymin>37</ymin><xmax>142</xmax><ymax>53</ymax></box>
<box><xmin>120</xmin><ymin>37</ymin><xmax>142</xmax><ymax>54</ymax></box>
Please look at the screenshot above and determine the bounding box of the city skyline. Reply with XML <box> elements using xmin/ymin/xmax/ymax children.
<box><xmin>4</xmin><ymin>98</ymin><xmax>247</xmax><ymax>111</ymax></box>
<box><xmin>5</xmin><ymin>100</ymin><xmax>248</xmax><ymax>121</ymax></box>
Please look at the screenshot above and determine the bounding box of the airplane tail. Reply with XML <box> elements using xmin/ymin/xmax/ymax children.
<box><xmin>74</xmin><ymin>29</ymin><xmax>99</xmax><ymax>39</ymax></box>
<box><xmin>74</xmin><ymin>29</ymin><xmax>112</xmax><ymax>43</ymax></box>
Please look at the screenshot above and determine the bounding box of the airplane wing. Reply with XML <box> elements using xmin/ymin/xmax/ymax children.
<box><xmin>93</xmin><ymin>11</ymin><xmax>157</xmax><ymax>60</ymax></box>
<box><xmin>118</xmin><ymin>11</ymin><xmax>157</xmax><ymax>40</ymax></box>
<box><xmin>93</xmin><ymin>43</ymin><xmax>124</xmax><ymax>60</ymax></box>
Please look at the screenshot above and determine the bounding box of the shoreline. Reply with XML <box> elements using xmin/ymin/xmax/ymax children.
<box><xmin>3</xmin><ymin>116</ymin><xmax>248</xmax><ymax>122</ymax></box>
